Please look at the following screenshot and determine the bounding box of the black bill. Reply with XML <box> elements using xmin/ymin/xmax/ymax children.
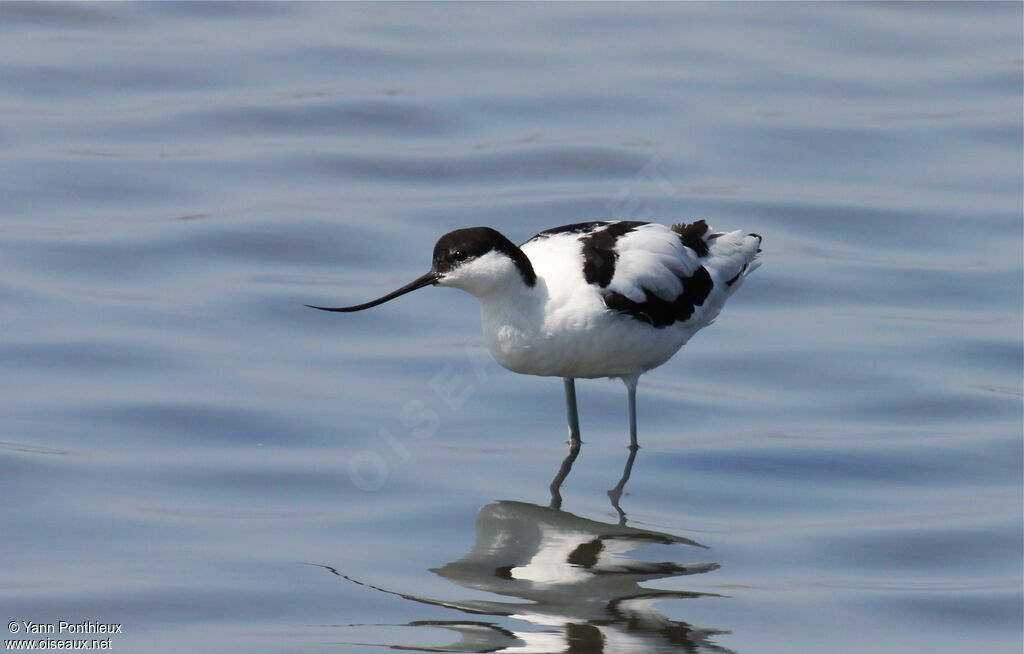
<box><xmin>306</xmin><ymin>271</ymin><xmax>438</xmax><ymax>312</ymax></box>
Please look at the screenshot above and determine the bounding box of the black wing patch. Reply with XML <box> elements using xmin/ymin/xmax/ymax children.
<box><xmin>579</xmin><ymin>221</ymin><xmax>647</xmax><ymax>287</ymax></box>
<box><xmin>670</xmin><ymin>220</ymin><xmax>710</xmax><ymax>257</ymax></box>
<box><xmin>530</xmin><ymin>220</ymin><xmax>716</xmax><ymax>327</ymax></box>
<box><xmin>603</xmin><ymin>266</ymin><xmax>713</xmax><ymax>328</ymax></box>
<box><xmin>530</xmin><ymin>220</ymin><xmax>651</xmax><ymax>288</ymax></box>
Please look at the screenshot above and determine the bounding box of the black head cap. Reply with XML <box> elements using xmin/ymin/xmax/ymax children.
<box><xmin>432</xmin><ymin>227</ymin><xmax>536</xmax><ymax>286</ymax></box>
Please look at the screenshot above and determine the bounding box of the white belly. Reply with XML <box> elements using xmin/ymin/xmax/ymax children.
<box><xmin>481</xmin><ymin>292</ymin><xmax>698</xmax><ymax>379</ymax></box>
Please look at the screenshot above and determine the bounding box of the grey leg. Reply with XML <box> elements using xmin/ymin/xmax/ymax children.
<box><xmin>563</xmin><ymin>377</ymin><xmax>581</xmax><ymax>445</ymax></box>
<box><xmin>623</xmin><ymin>375</ymin><xmax>639</xmax><ymax>450</ymax></box>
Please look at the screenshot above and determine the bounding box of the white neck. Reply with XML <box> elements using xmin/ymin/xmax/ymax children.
<box><xmin>437</xmin><ymin>250</ymin><xmax>547</xmax><ymax>370</ymax></box>
<box><xmin>478</xmin><ymin>280</ymin><xmax>547</xmax><ymax>368</ymax></box>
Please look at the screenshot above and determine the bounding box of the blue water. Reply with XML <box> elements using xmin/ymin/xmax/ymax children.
<box><xmin>1</xmin><ymin>3</ymin><xmax>1021</xmax><ymax>653</ymax></box>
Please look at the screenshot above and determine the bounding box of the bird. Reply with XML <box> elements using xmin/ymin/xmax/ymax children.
<box><xmin>308</xmin><ymin>220</ymin><xmax>761</xmax><ymax>448</ymax></box>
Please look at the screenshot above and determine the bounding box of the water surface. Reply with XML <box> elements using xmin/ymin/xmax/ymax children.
<box><xmin>1</xmin><ymin>3</ymin><xmax>1021</xmax><ymax>653</ymax></box>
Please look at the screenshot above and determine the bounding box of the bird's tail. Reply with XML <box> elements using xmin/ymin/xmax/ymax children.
<box><xmin>706</xmin><ymin>230</ymin><xmax>762</xmax><ymax>293</ymax></box>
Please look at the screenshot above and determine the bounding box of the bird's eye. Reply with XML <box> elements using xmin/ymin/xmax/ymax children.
<box><xmin>453</xmin><ymin>250</ymin><xmax>468</xmax><ymax>261</ymax></box>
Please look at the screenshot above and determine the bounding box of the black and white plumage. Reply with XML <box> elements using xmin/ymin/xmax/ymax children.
<box><xmin>309</xmin><ymin>220</ymin><xmax>761</xmax><ymax>447</ymax></box>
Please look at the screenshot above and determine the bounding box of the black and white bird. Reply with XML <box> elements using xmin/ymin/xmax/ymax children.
<box><xmin>309</xmin><ymin>220</ymin><xmax>761</xmax><ymax>447</ymax></box>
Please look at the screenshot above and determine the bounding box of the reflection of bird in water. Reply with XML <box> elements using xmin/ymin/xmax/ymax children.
<box><xmin>314</xmin><ymin>449</ymin><xmax>735</xmax><ymax>653</ymax></box>
<box><xmin>309</xmin><ymin>220</ymin><xmax>761</xmax><ymax>447</ymax></box>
